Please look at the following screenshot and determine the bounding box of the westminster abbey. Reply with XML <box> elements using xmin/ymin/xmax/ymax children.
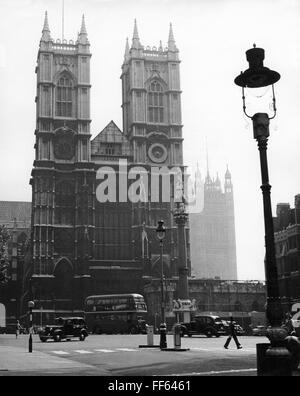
<box><xmin>20</xmin><ymin>13</ymin><xmax>192</xmax><ymax>323</ymax></box>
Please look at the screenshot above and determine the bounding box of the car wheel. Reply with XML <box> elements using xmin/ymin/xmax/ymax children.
<box><xmin>188</xmin><ymin>333</ymin><xmax>192</xmax><ymax>338</ymax></box>
<box><xmin>215</xmin><ymin>334</ymin><xmax>220</xmax><ymax>338</ymax></box>
<box><xmin>79</xmin><ymin>333</ymin><xmax>86</xmax><ymax>341</ymax></box>
<box><xmin>40</xmin><ymin>337</ymin><xmax>47</xmax><ymax>343</ymax></box>
<box><xmin>54</xmin><ymin>333</ymin><xmax>62</xmax><ymax>342</ymax></box>
<box><xmin>206</xmin><ymin>331</ymin><xmax>213</xmax><ymax>338</ymax></box>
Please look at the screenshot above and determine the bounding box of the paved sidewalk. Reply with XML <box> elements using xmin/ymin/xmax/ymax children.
<box><xmin>0</xmin><ymin>345</ymin><xmax>108</xmax><ymax>375</ymax></box>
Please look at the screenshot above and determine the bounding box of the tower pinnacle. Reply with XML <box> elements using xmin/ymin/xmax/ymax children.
<box><xmin>132</xmin><ymin>19</ymin><xmax>142</xmax><ymax>49</ymax></box>
<box><xmin>78</xmin><ymin>14</ymin><xmax>89</xmax><ymax>44</ymax></box>
<box><xmin>124</xmin><ymin>37</ymin><xmax>130</xmax><ymax>62</ymax></box>
<box><xmin>41</xmin><ymin>11</ymin><xmax>52</xmax><ymax>42</ymax></box>
<box><xmin>225</xmin><ymin>164</ymin><xmax>232</xmax><ymax>179</ymax></box>
<box><xmin>168</xmin><ymin>23</ymin><xmax>177</xmax><ymax>51</ymax></box>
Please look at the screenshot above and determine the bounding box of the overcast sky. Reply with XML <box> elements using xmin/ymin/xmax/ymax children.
<box><xmin>0</xmin><ymin>0</ymin><xmax>299</xmax><ymax>281</ymax></box>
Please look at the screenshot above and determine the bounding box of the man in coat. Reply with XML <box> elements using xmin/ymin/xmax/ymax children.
<box><xmin>224</xmin><ymin>317</ymin><xmax>242</xmax><ymax>350</ymax></box>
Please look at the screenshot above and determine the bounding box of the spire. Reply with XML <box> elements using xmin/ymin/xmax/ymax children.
<box><xmin>225</xmin><ymin>165</ymin><xmax>233</xmax><ymax>194</ymax></box>
<box><xmin>41</xmin><ymin>11</ymin><xmax>52</xmax><ymax>42</ymax></box>
<box><xmin>78</xmin><ymin>14</ymin><xmax>89</xmax><ymax>44</ymax></box>
<box><xmin>225</xmin><ymin>164</ymin><xmax>232</xmax><ymax>179</ymax></box>
<box><xmin>132</xmin><ymin>19</ymin><xmax>142</xmax><ymax>49</ymax></box>
<box><xmin>159</xmin><ymin>40</ymin><xmax>163</xmax><ymax>52</ymax></box>
<box><xmin>206</xmin><ymin>137</ymin><xmax>210</xmax><ymax>178</ymax></box>
<box><xmin>215</xmin><ymin>172</ymin><xmax>221</xmax><ymax>188</ymax></box>
<box><xmin>195</xmin><ymin>162</ymin><xmax>202</xmax><ymax>183</ymax></box>
<box><xmin>124</xmin><ymin>37</ymin><xmax>130</xmax><ymax>62</ymax></box>
<box><xmin>168</xmin><ymin>23</ymin><xmax>177</xmax><ymax>51</ymax></box>
<box><xmin>80</xmin><ymin>14</ymin><xmax>87</xmax><ymax>35</ymax></box>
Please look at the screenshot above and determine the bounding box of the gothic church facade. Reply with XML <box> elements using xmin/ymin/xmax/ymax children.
<box><xmin>23</xmin><ymin>14</ymin><xmax>190</xmax><ymax>322</ymax></box>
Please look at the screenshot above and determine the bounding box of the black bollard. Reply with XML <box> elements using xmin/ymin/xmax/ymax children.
<box><xmin>160</xmin><ymin>323</ymin><xmax>167</xmax><ymax>349</ymax></box>
<box><xmin>29</xmin><ymin>333</ymin><xmax>33</xmax><ymax>353</ymax></box>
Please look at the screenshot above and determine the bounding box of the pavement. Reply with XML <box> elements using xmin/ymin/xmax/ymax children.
<box><xmin>0</xmin><ymin>345</ymin><xmax>108</xmax><ymax>376</ymax></box>
<box><xmin>0</xmin><ymin>334</ymin><xmax>299</xmax><ymax>376</ymax></box>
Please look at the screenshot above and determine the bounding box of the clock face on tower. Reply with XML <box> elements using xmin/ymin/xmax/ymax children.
<box><xmin>148</xmin><ymin>143</ymin><xmax>168</xmax><ymax>163</ymax></box>
<box><xmin>54</xmin><ymin>128</ymin><xmax>75</xmax><ymax>160</ymax></box>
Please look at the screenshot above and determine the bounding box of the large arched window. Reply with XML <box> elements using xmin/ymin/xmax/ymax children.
<box><xmin>148</xmin><ymin>80</ymin><xmax>164</xmax><ymax>123</ymax></box>
<box><xmin>56</xmin><ymin>75</ymin><xmax>74</xmax><ymax>117</ymax></box>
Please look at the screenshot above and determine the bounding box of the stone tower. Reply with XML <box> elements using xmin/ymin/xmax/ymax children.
<box><xmin>190</xmin><ymin>167</ymin><xmax>237</xmax><ymax>279</ymax></box>
<box><xmin>120</xmin><ymin>20</ymin><xmax>190</xmax><ymax>282</ymax></box>
<box><xmin>30</xmin><ymin>13</ymin><xmax>95</xmax><ymax>316</ymax></box>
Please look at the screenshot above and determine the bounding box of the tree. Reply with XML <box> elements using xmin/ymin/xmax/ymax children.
<box><xmin>0</xmin><ymin>225</ymin><xmax>10</xmax><ymax>285</ymax></box>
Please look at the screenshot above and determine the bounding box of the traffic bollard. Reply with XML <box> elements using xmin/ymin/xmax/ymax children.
<box><xmin>146</xmin><ymin>325</ymin><xmax>154</xmax><ymax>346</ymax></box>
<box><xmin>159</xmin><ymin>323</ymin><xmax>167</xmax><ymax>349</ymax></box>
<box><xmin>173</xmin><ymin>324</ymin><xmax>181</xmax><ymax>350</ymax></box>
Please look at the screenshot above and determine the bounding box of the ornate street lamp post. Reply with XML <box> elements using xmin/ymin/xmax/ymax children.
<box><xmin>234</xmin><ymin>45</ymin><xmax>291</xmax><ymax>374</ymax></box>
<box><xmin>173</xmin><ymin>201</ymin><xmax>190</xmax><ymax>323</ymax></box>
<box><xmin>156</xmin><ymin>220</ymin><xmax>167</xmax><ymax>349</ymax></box>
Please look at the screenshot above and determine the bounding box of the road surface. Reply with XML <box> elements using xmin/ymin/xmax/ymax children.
<box><xmin>0</xmin><ymin>333</ymin><xmax>263</xmax><ymax>376</ymax></box>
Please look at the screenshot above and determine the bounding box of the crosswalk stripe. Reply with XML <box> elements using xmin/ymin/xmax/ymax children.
<box><xmin>50</xmin><ymin>346</ymin><xmax>255</xmax><ymax>356</ymax></box>
<box><xmin>116</xmin><ymin>348</ymin><xmax>139</xmax><ymax>352</ymax></box>
<box><xmin>52</xmin><ymin>351</ymin><xmax>70</xmax><ymax>355</ymax></box>
<box><xmin>190</xmin><ymin>347</ymin><xmax>255</xmax><ymax>352</ymax></box>
<box><xmin>191</xmin><ymin>348</ymin><xmax>211</xmax><ymax>351</ymax></box>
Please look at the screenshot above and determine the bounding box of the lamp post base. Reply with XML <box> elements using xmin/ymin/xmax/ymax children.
<box><xmin>257</xmin><ymin>327</ymin><xmax>292</xmax><ymax>376</ymax></box>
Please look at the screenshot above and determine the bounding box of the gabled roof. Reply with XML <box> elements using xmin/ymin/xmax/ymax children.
<box><xmin>92</xmin><ymin>120</ymin><xmax>126</xmax><ymax>144</ymax></box>
<box><xmin>0</xmin><ymin>201</ymin><xmax>31</xmax><ymax>228</ymax></box>
<box><xmin>91</xmin><ymin>120</ymin><xmax>132</xmax><ymax>158</ymax></box>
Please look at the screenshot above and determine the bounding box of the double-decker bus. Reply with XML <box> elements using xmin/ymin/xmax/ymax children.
<box><xmin>84</xmin><ymin>294</ymin><xmax>148</xmax><ymax>334</ymax></box>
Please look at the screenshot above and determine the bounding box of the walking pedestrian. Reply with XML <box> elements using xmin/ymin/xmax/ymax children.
<box><xmin>224</xmin><ymin>317</ymin><xmax>242</xmax><ymax>350</ymax></box>
<box><xmin>15</xmin><ymin>320</ymin><xmax>21</xmax><ymax>339</ymax></box>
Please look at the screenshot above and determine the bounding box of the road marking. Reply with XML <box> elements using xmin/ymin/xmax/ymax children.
<box><xmin>190</xmin><ymin>347</ymin><xmax>255</xmax><ymax>353</ymax></box>
<box><xmin>116</xmin><ymin>348</ymin><xmax>139</xmax><ymax>352</ymax></box>
<box><xmin>191</xmin><ymin>348</ymin><xmax>211</xmax><ymax>351</ymax></box>
<box><xmin>94</xmin><ymin>349</ymin><xmax>116</xmax><ymax>353</ymax></box>
<box><xmin>74</xmin><ymin>350</ymin><xmax>93</xmax><ymax>354</ymax></box>
<box><xmin>169</xmin><ymin>368</ymin><xmax>257</xmax><ymax>376</ymax></box>
<box><xmin>52</xmin><ymin>351</ymin><xmax>70</xmax><ymax>355</ymax></box>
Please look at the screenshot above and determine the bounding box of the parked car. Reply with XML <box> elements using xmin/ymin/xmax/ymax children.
<box><xmin>38</xmin><ymin>317</ymin><xmax>88</xmax><ymax>342</ymax></box>
<box><xmin>252</xmin><ymin>325</ymin><xmax>268</xmax><ymax>336</ymax></box>
<box><xmin>179</xmin><ymin>315</ymin><xmax>226</xmax><ymax>338</ymax></box>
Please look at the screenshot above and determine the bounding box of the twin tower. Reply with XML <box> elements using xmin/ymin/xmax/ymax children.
<box><xmin>27</xmin><ymin>13</ymin><xmax>190</xmax><ymax>321</ymax></box>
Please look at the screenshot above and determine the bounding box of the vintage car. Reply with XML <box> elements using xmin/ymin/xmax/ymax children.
<box><xmin>39</xmin><ymin>317</ymin><xmax>88</xmax><ymax>342</ymax></box>
<box><xmin>179</xmin><ymin>315</ymin><xmax>226</xmax><ymax>338</ymax></box>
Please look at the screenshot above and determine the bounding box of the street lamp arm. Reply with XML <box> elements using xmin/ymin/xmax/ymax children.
<box><xmin>242</xmin><ymin>87</ymin><xmax>253</xmax><ymax>119</ymax></box>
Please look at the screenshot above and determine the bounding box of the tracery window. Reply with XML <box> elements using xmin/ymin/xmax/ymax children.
<box><xmin>148</xmin><ymin>80</ymin><xmax>164</xmax><ymax>123</ymax></box>
<box><xmin>56</xmin><ymin>75</ymin><xmax>74</xmax><ymax>117</ymax></box>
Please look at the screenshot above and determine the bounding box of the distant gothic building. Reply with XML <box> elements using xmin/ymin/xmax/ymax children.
<box><xmin>274</xmin><ymin>194</ymin><xmax>300</xmax><ymax>310</ymax></box>
<box><xmin>0</xmin><ymin>202</ymin><xmax>31</xmax><ymax>325</ymax></box>
<box><xmin>20</xmin><ymin>14</ymin><xmax>190</xmax><ymax>323</ymax></box>
<box><xmin>189</xmin><ymin>167</ymin><xmax>237</xmax><ymax>279</ymax></box>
